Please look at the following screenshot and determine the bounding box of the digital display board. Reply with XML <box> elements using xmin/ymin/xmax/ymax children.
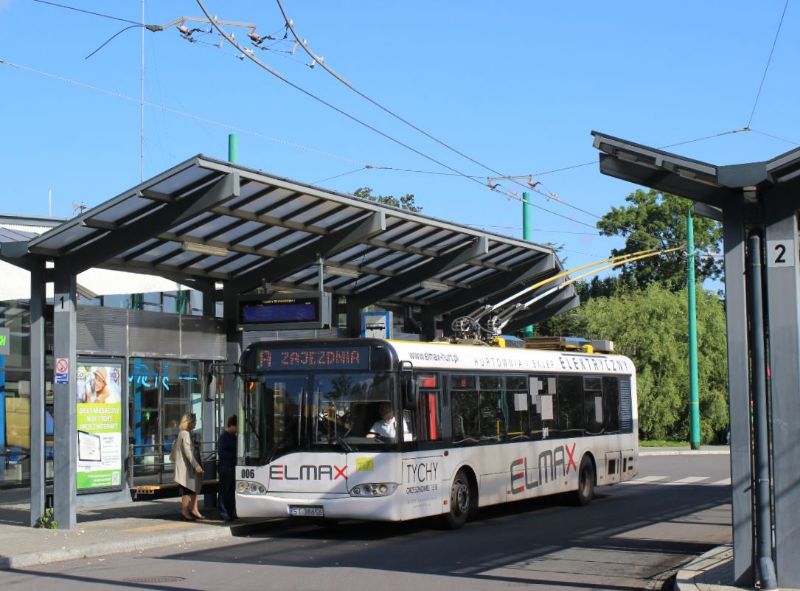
<box><xmin>258</xmin><ymin>347</ymin><xmax>369</xmax><ymax>371</ymax></box>
<box><xmin>241</xmin><ymin>297</ymin><xmax>320</xmax><ymax>324</ymax></box>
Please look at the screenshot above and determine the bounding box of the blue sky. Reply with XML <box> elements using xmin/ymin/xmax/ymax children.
<box><xmin>1</xmin><ymin>1</ymin><xmax>797</xmax><ymax>272</ymax></box>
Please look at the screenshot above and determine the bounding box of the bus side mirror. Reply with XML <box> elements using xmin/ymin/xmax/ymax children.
<box><xmin>402</xmin><ymin>376</ymin><xmax>418</xmax><ymax>408</ymax></box>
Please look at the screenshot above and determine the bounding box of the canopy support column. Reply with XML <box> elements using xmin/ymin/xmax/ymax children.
<box><xmin>29</xmin><ymin>259</ymin><xmax>46</xmax><ymax>527</ymax></box>
<box><xmin>53</xmin><ymin>262</ymin><xmax>77</xmax><ymax>529</ymax></box>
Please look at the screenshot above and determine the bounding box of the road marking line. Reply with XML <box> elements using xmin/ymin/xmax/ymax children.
<box><xmin>619</xmin><ymin>475</ymin><xmax>667</xmax><ymax>485</ymax></box>
<box><xmin>668</xmin><ymin>476</ymin><xmax>709</xmax><ymax>485</ymax></box>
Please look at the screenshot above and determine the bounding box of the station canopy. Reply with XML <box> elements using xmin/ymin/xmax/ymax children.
<box><xmin>1</xmin><ymin>155</ymin><xmax>577</xmax><ymax>327</ymax></box>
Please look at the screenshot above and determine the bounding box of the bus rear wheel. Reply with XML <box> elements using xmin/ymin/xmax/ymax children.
<box><xmin>573</xmin><ymin>455</ymin><xmax>595</xmax><ymax>506</ymax></box>
<box><xmin>445</xmin><ymin>469</ymin><xmax>474</xmax><ymax>529</ymax></box>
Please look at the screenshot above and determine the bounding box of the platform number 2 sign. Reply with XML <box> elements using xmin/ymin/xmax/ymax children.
<box><xmin>767</xmin><ymin>240</ymin><xmax>796</xmax><ymax>268</ymax></box>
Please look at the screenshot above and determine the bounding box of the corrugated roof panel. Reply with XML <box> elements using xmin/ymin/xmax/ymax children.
<box><xmin>291</xmin><ymin>201</ymin><xmax>341</xmax><ymax>225</ymax></box>
<box><xmin>183</xmin><ymin>216</ymin><xmax>241</xmax><ymax>241</ymax></box>
<box><xmin>212</xmin><ymin>253</ymin><xmax>260</xmax><ymax>275</ymax></box>
<box><xmin>90</xmin><ymin>195</ymin><xmax>154</xmax><ymax>224</ymax></box>
<box><xmin>116</xmin><ymin>237</ymin><xmax>160</xmax><ymax>260</ymax></box>
<box><xmin>170</xmin><ymin>211</ymin><xmax>215</xmax><ymax>235</ymax></box>
<box><xmin>267</xmin><ymin>232</ymin><xmax>314</xmax><ymax>253</ymax></box>
<box><xmin>149</xmin><ymin>165</ymin><xmax>218</xmax><ymax>196</ymax></box>
<box><xmin>269</xmin><ymin>195</ymin><xmax>320</xmax><ymax>220</ymax></box>
<box><xmin>134</xmin><ymin>241</ymin><xmax>182</xmax><ymax>263</ymax></box>
<box><xmin>36</xmin><ymin>226</ymin><xmax>97</xmax><ymax>252</ymax></box>
<box><xmin>209</xmin><ymin>220</ymin><xmax>264</xmax><ymax>245</ymax></box>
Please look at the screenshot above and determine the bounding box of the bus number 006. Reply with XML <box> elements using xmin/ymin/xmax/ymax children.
<box><xmin>241</xmin><ymin>468</ymin><xmax>255</xmax><ymax>479</ymax></box>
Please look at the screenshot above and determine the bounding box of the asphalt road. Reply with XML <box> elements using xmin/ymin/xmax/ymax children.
<box><xmin>0</xmin><ymin>453</ymin><xmax>732</xmax><ymax>591</ymax></box>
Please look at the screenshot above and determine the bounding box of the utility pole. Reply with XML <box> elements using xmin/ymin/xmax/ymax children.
<box><xmin>687</xmin><ymin>209</ymin><xmax>701</xmax><ymax>450</ymax></box>
<box><xmin>522</xmin><ymin>191</ymin><xmax>534</xmax><ymax>338</ymax></box>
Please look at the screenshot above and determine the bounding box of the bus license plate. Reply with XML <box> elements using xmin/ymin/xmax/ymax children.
<box><xmin>288</xmin><ymin>505</ymin><xmax>324</xmax><ymax>518</ymax></box>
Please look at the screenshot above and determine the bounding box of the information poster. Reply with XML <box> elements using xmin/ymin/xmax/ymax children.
<box><xmin>76</xmin><ymin>361</ymin><xmax>123</xmax><ymax>492</ymax></box>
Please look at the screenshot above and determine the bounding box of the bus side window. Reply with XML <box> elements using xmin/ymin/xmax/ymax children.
<box><xmin>603</xmin><ymin>377</ymin><xmax>620</xmax><ymax>433</ymax></box>
<box><xmin>478</xmin><ymin>375</ymin><xmax>504</xmax><ymax>441</ymax></box>
<box><xmin>450</xmin><ymin>374</ymin><xmax>479</xmax><ymax>444</ymax></box>
<box><xmin>414</xmin><ymin>373</ymin><xmax>442</xmax><ymax>442</ymax></box>
<box><xmin>584</xmin><ymin>376</ymin><xmax>604</xmax><ymax>435</ymax></box>
<box><xmin>504</xmin><ymin>375</ymin><xmax>530</xmax><ymax>440</ymax></box>
<box><xmin>557</xmin><ymin>375</ymin><xmax>584</xmax><ymax>437</ymax></box>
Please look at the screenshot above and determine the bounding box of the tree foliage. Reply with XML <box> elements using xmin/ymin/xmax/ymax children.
<box><xmin>597</xmin><ymin>189</ymin><xmax>722</xmax><ymax>290</ymax></box>
<box><xmin>353</xmin><ymin>187</ymin><xmax>422</xmax><ymax>212</ymax></box>
<box><xmin>539</xmin><ymin>283</ymin><xmax>728</xmax><ymax>443</ymax></box>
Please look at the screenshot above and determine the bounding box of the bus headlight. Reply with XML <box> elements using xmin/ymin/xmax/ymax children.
<box><xmin>237</xmin><ymin>481</ymin><xmax>267</xmax><ymax>495</ymax></box>
<box><xmin>349</xmin><ymin>483</ymin><xmax>398</xmax><ymax>497</ymax></box>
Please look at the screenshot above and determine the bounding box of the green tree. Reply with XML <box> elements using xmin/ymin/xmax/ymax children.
<box><xmin>574</xmin><ymin>283</ymin><xmax>728</xmax><ymax>442</ymax></box>
<box><xmin>353</xmin><ymin>187</ymin><xmax>422</xmax><ymax>212</ymax></box>
<box><xmin>597</xmin><ymin>189</ymin><xmax>722</xmax><ymax>290</ymax></box>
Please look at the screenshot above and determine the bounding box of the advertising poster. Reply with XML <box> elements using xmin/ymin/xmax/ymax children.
<box><xmin>76</xmin><ymin>362</ymin><xmax>123</xmax><ymax>492</ymax></box>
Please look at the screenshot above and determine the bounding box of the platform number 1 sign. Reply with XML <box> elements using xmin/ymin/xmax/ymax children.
<box><xmin>767</xmin><ymin>240</ymin><xmax>796</xmax><ymax>268</ymax></box>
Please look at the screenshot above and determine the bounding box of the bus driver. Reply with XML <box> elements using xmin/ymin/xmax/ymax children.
<box><xmin>367</xmin><ymin>402</ymin><xmax>413</xmax><ymax>442</ymax></box>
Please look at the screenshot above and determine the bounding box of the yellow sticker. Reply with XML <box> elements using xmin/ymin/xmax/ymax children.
<box><xmin>355</xmin><ymin>457</ymin><xmax>374</xmax><ymax>472</ymax></box>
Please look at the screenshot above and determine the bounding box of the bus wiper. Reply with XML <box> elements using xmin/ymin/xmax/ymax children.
<box><xmin>333</xmin><ymin>435</ymin><xmax>353</xmax><ymax>453</ymax></box>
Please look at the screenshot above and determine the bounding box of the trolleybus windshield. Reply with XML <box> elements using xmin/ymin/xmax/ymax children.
<box><xmin>242</xmin><ymin>371</ymin><xmax>400</xmax><ymax>463</ymax></box>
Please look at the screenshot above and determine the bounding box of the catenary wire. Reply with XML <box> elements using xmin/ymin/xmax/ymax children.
<box><xmin>750</xmin><ymin>128</ymin><xmax>800</xmax><ymax>146</ymax></box>
<box><xmin>746</xmin><ymin>0</ymin><xmax>790</xmax><ymax>128</ymax></box>
<box><xmin>275</xmin><ymin>0</ymin><xmax>601</xmax><ymax>220</ymax></box>
<box><xmin>196</xmin><ymin>0</ymin><xmax>598</xmax><ymax>229</ymax></box>
<box><xmin>32</xmin><ymin>0</ymin><xmax>142</xmax><ymax>25</ymax></box>
<box><xmin>0</xmin><ymin>57</ymin><xmax>363</xmax><ymax>165</ymax></box>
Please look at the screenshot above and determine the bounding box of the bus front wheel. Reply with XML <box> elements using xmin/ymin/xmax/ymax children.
<box><xmin>573</xmin><ymin>455</ymin><xmax>595</xmax><ymax>506</ymax></box>
<box><xmin>445</xmin><ymin>469</ymin><xmax>474</xmax><ymax>529</ymax></box>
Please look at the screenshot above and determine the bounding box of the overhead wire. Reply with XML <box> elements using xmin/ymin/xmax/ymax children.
<box><xmin>0</xmin><ymin>57</ymin><xmax>363</xmax><ymax>165</ymax></box>
<box><xmin>275</xmin><ymin>0</ymin><xmax>601</xmax><ymax>220</ymax></box>
<box><xmin>196</xmin><ymin>0</ymin><xmax>598</xmax><ymax>229</ymax></box>
<box><xmin>32</xmin><ymin>0</ymin><xmax>142</xmax><ymax>25</ymax></box>
<box><xmin>746</xmin><ymin>0</ymin><xmax>790</xmax><ymax>128</ymax></box>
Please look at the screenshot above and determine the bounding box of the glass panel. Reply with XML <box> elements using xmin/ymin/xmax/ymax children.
<box><xmin>314</xmin><ymin>372</ymin><xmax>401</xmax><ymax>445</ymax></box>
<box><xmin>557</xmin><ymin>376</ymin><xmax>584</xmax><ymax>437</ymax></box>
<box><xmin>504</xmin><ymin>375</ymin><xmax>530</xmax><ymax>440</ymax></box>
<box><xmin>450</xmin><ymin>374</ymin><xmax>480</xmax><ymax>444</ymax></box>
<box><xmin>242</xmin><ymin>375</ymin><xmax>307</xmax><ymax>463</ymax></box>
<box><xmin>584</xmin><ymin>376</ymin><xmax>604</xmax><ymax>435</ymax></box>
<box><xmin>478</xmin><ymin>375</ymin><xmax>504</xmax><ymax>441</ymax></box>
<box><xmin>603</xmin><ymin>377</ymin><xmax>620</xmax><ymax>432</ymax></box>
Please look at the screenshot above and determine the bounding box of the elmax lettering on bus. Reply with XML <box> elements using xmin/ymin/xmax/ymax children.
<box><xmin>406</xmin><ymin>461</ymin><xmax>438</xmax><ymax>483</ymax></box>
<box><xmin>509</xmin><ymin>442</ymin><xmax>578</xmax><ymax>495</ymax></box>
<box><xmin>269</xmin><ymin>464</ymin><xmax>347</xmax><ymax>481</ymax></box>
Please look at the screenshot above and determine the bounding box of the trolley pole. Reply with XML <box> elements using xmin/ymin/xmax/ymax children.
<box><xmin>687</xmin><ymin>210</ymin><xmax>701</xmax><ymax>450</ymax></box>
<box><xmin>523</xmin><ymin>191</ymin><xmax>534</xmax><ymax>338</ymax></box>
<box><xmin>228</xmin><ymin>133</ymin><xmax>238</xmax><ymax>164</ymax></box>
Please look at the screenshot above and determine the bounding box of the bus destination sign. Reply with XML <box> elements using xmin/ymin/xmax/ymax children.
<box><xmin>258</xmin><ymin>347</ymin><xmax>369</xmax><ymax>371</ymax></box>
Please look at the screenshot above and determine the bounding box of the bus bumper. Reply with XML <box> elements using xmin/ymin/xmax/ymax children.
<box><xmin>235</xmin><ymin>491</ymin><xmax>403</xmax><ymax>521</ymax></box>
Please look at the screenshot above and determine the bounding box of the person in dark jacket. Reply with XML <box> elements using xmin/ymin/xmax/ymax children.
<box><xmin>217</xmin><ymin>415</ymin><xmax>238</xmax><ymax>520</ymax></box>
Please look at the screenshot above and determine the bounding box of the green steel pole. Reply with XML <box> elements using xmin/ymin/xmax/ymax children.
<box><xmin>523</xmin><ymin>192</ymin><xmax>534</xmax><ymax>338</ymax></box>
<box><xmin>228</xmin><ymin>133</ymin><xmax>238</xmax><ymax>164</ymax></box>
<box><xmin>687</xmin><ymin>210</ymin><xmax>701</xmax><ymax>450</ymax></box>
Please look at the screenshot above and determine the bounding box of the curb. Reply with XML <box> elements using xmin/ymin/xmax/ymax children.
<box><xmin>0</xmin><ymin>519</ymin><xmax>273</xmax><ymax>570</ymax></box>
<box><xmin>674</xmin><ymin>544</ymin><xmax>733</xmax><ymax>591</ymax></box>
<box><xmin>640</xmin><ymin>449</ymin><xmax>730</xmax><ymax>457</ymax></box>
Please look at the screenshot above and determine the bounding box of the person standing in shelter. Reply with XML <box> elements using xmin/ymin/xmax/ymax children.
<box><xmin>172</xmin><ymin>413</ymin><xmax>205</xmax><ymax>521</ymax></box>
<box><xmin>217</xmin><ymin>415</ymin><xmax>238</xmax><ymax>521</ymax></box>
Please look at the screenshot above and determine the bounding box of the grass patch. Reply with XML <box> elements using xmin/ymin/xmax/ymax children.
<box><xmin>640</xmin><ymin>440</ymin><xmax>688</xmax><ymax>447</ymax></box>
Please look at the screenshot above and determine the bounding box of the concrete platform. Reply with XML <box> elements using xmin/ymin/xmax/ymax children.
<box><xmin>0</xmin><ymin>491</ymin><xmax>273</xmax><ymax>569</ymax></box>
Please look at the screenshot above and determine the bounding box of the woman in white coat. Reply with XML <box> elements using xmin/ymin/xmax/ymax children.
<box><xmin>172</xmin><ymin>413</ymin><xmax>204</xmax><ymax>520</ymax></box>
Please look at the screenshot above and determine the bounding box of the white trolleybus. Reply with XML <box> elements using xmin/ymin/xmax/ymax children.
<box><xmin>236</xmin><ymin>338</ymin><xmax>637</xmax><ymax>528</ymax></box>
